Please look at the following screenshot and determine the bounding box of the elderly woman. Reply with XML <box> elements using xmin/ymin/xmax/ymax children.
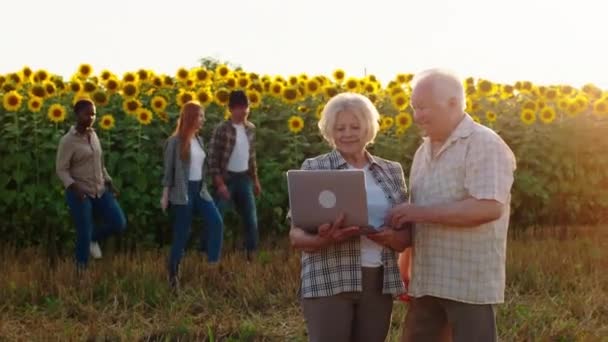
<box><xmin>289</xmin><ymin>92</ymin><xmax>412</xmax><ymax>342</ymax></box>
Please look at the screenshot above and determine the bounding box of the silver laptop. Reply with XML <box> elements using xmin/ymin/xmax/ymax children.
<box><xmin>286</xmin><ymin>169</ymin><xmax>370</xmax><ymax>233</ymax></box>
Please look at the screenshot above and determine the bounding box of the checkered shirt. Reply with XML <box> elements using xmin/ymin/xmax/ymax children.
<box><xmin>298</xmin><ymin>150</ymin><xmax>407</xmax><ymax>298</ymax></box>
<box><xmin>408</xmin><ymin>114</ymin><xmax>516</xmax><ymax>304</ymax></box>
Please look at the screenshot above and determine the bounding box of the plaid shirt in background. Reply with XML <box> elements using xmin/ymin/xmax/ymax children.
<box><xmin>297</xmin><ymin>150</ymin><xmax>407</xmax><ymax>298</ymax></box>
<box><xmin>208</xmin><ymin>120</ymin><xmax>258</xmax><ymax>180</ymax></box>
<box><xmin>409</xmin><ymin>114</ymin><xmax>516</xmax><ymax>304</ymax></box>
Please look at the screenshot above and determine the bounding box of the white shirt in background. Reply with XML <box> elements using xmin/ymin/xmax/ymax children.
<box><xmin>189</xmin><ymin>137</ymin><xmax>206</xmax><ymax>181</ymax></box>
<box><xmin>227</xmin><ymin>123</ymin><xmax>250</xmax><ymax>172</ymax></box>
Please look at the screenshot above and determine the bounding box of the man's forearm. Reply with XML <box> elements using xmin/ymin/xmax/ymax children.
<box><xmin>415</xmin><ymin>198</ymin><xmax>504</xmax><ymax>227</ymax></box>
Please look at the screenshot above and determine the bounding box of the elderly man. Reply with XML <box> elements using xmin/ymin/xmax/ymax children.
<box><xmin>388</xmin><ymin>69</ymin><xmax>516</xmax><ymax>342</ymax></box>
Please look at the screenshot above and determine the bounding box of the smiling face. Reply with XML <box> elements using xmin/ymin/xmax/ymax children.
<box><xmin>333</xmin><ymin>109</ymin><xmax>367</xmax><ymax>155</ymax></box>
<box><xmin>410</xmin><ymin>77</ymin><xmax>461</xmax><ymax>140</ymax></box>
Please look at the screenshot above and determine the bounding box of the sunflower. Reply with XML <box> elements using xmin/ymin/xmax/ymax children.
<box><xmin>396</xmin><ymin>73</ymin><xmax>413</xmax><ymax>84</ymax></box>
<box><xmin>2</xmin><ymin>82</ymin><xmax>16</xmax><ymax>92</ymax></box>
<box><xmin>249</xmin><ymin>81</ymin><xmax>264</xmax><ymax>93</ymax></box>
<box><xmin>2</xmin><ymin>91</ymin><xmax>23</xmax><ymax>112</ymax></box>
<box><xmin>196</xmin><ymin>89</ymin><xmax>213</xmax><ymax>106</ymax></box>
<box><xmin>485</xmin><ymin>111</ymin><xmax>497</xmax><ymax>123</ymax></box>
<box><xmin>557</xmin><ymin>99</ymin><xmax>569</xmax><ymax>111</ymax></box>
<box><xmin>137</xmin><ymin>69</ymin><xmax>150</xmax><ymax>82</ymax></box>
<box><xmin>391</xmin><ymin>93</ymin><xmax>409</xmax><ymax>110</ymax></box>
<box><xmin>520</xmin><ymin>109</ymin><xmax>536</xmax><ymax>125</ymax></box>
<box><xmin>312</xmin><ymin>106</ymin><xmax>323</xmax><ymax>120</ymax></box>
<box><xmin>43</xmin><ymin>81</ymin><xmax>57</xmax><ymax>97</ymax></box>
<box><xmin>34</xmin><ymin>69</ymin><xmax>49</xmax><ymax>82</ymax></box>
<box><xmin>215</xmin><ymin>88</ymin><xmax>230</xmax><ymax>106</ymax></box>
<box><xmin>545</xmin><ymin>88</ymin><xmax>558</xmax><ymax>101</ymax></box>
<box><xmin>344</xmin><ymin>77</ymin><xmax>359</xmax><ymax>92</ymax></box>
<box><xmin>21</xmin><ymin>66</ymin><xmax>33</xmax><ymax>80</ymax></box>
<box><xmin>151</xmin><ymin>95</ymin><xmax>168</xmax><ymax>113</ymax></box>
<box><xmin>332</xmin><ymin>69</ymin><xmax>346</xmax><ymax>83</ymax></box>
<box><xmin>122</xmin><ymin>99</ymin><xmax>141</xmax><ymax>115</ymax></box>
<box><xmin>92</xmin><ymin>90</ymin><xmax>109</xmax><ymax>106</ymax></box>
<box><xmin>282</xmin><ymin>87</ymin><xmax>299</xmax><ymax>104</ymax></box>
<box><xmin>559</xmin><ymin>85</ymin><xmax>574</xmax><ymax>96</ymax></box>
<box><xmin>522</xmin><ymin>100</ymin><xmax>537</xmax><ymax>111</ymax></box>
<box><xmin>380</xmin><ymin>116</ymin><xmax>394</xmax><ymax>131</ymax></box>
<box><xmin>521</xmin><ymin>81</ymin><xmax>533</xmax><ymax>92</ymax></box>
<box><xmin>592</xmin><ymin>98</ymin><xmax>608</xmax><ymax>116</ymax></box>
<box><xmin>269</xmin><ymin>82</ymin><xmax>284</xmax><ymax>97</ymax></box>
<box><xmin>157</xmin><ymin>111</ymin><xmax>169</xmax><ymax>122</ymax></box>
<box><xmin>363</xmin><ymin>82</ymin><xmax>377</xmax><ymax>94</ymax></box>
<box><xmin>47</xmin><ymin>103</ymin><xmax>67</xmax><ymax>123</ymax></box>
<box><xmin>137</xmin><ymin>108</ymin><xmax>153</xmax><ymax>125</ymax></box>
<box><xmin>100</xmin><ymin>70</ymin><xmax>113</xmax><ymax>81</ymax></box>
<box><xmin>395</xmin><ymin>112</ymin><xmax>413</xmax><ymax>130</ymax></box>
<box><xmin>247</xmin><ymin>90</ymin><xmax>262</xmax><ymax>108</ymax></box>
<box><xmin>176</xmin><ymin>90</ymin><xmax>196</xmax><ymax>107</ymax></box>
<box><xmin>30</xmin><ymin>83</ymin><xmax>46</xmax><ymax>98</ymax></box>
<box><xmin>305</xmin><ymin>79</ymin><xmax>321</xmax><ymax>95</ymax></box>
<box><xmin>152</xmin><ymin>76</ymin><xmax>163</xmax><ymax>88</ymax></box>
<box><xmin>122</xmin><ymin>82</ymin><xmax>139</xmax><ymax>98</ymax></box>
<box><xmin>215</xmin><ymin>65</ymin><xmax>230</xmax><ymax>79</ymax></box>
<box><xmin>105</xmin><ymin>78</ymin><xmax>120</xmax><ymax>93</ymax></box>
<box><xmin>582</xmin><ymin>83</ymin><xmax>602</xmax><ymax>99</ymax></box>
<box><xmin>99</xmin><ymin>114</ymin><xmax>115</xmax><ymax>130</ymax></box>
<box><xmin>27</xmin><ymin>97</ymin><xmax>43</xmax><ymax>112</ymax></box>
<box><xmin>287</xmin><ymin>76</ymin><xmax>298</xmax><ymax>86</ymax></box>
<box><xmin>274</xmin><ymin>76</ymin><xmax>286</xmax><ymax>84</ymax></box>
<box><xmin>220</xmin><ymin>77</ymin><xmax>234</xmax><ymax>89</ymax></box>
<box><xmin>539</xmin><ymin>106</ymin><xmax>556</xmax><ymax>124</ymax></box>
<box><xmin>83</xmin><ymin>80</ymin><xmax>97</xmax><ymax>93</ymax></box>
<box><xmin>75</xmin><ymin>64</ymin><xmax>92</xmax><ymax>79</ymax></box>
<box><xmin>163</xmin><ymin>75</ymin><xmax>174</xmax><ymax>87</ymax></box>
<box><xmin>122</xmin><ymin>72</ymin><xmax>137</xmax><ymax>83</ymax></box>
<box><xmin>193</xmin><ymin>67</ymin><xmax>211</xmax><ymax>83</ymax></box>
<box><xmin>287</xmin><ymin>115</ymin><xmax>304</xmax><ymax>134</ymax></box>
<box><xmin>237</xmin><ymin>76</ymin><xmax>250</xmax><ymax>89</ymax></box>
<box><xmin>476</xmin><ymin>79</ymin><xmax>495</xmax><ymax>96</ymax></box>
<box><xmin>185</xmin><ymin>79</ymin><xmax>196</xmax><ymax>89</ymax></box>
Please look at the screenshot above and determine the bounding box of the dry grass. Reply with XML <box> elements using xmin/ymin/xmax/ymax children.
<box><xmin>1</xmin><ymin>227</ymin><xmax>607</xmax><ymax>341</ymax></box>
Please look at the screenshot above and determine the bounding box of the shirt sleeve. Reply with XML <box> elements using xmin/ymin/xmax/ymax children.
<box><xmin>464</xmin><ymin>132</ymin><xmax>516</xmax><ymax>204</ymax></box>
<box><xmin>55</xmin><ymin>137</ymin><xmax>75</xmax><ymax>188</ymax></box>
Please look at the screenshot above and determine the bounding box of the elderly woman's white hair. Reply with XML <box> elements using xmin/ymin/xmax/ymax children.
<box><xmin>411</xmin><ymin>68</ymin><xmax>466</xmax><ymax>111</ymax></box>
<box><xmin>318</xmin><ymin>92</ymin><xmax>380</xmax><ymax>147</ymax></box>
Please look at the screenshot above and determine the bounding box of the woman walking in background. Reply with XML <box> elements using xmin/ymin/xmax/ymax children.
<box><xmin>161</xmin><ymin>101</ymin><xmax>224</xmax><ymax>290</ymax></box>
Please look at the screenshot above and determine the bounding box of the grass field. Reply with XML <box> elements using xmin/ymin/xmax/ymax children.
<box><xmin>1</xmin><ymin>226</ymin><xmax>607</xmax><ymax>341</ymax></box>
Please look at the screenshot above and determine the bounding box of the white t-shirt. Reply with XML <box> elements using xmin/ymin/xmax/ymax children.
<box><xmin>349</xmin><ymin>164</ymin><xmax>390</xmax><ymax>267</ymax></box>
<box><xmin>189</xmin><ymin>137</ymin><xmax>206</xmax><ymax>181</ymax></box>
<box><xmin>226</xmin><ymin>123</ymin><xmax>250</xmax><ymax>172</ymax></box>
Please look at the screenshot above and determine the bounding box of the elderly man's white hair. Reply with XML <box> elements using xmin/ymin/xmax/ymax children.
<box><xmin>411</xmin><ymin>68</ymin><xmax>466</xmax><ymax>111</ymax></box>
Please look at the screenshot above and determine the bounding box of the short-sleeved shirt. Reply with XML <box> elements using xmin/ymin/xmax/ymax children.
<box><xmin>408</xmin><ymin>114</ymin><xmax>516</xmax><ymax>304</ymax></box>
<box><xmin>297</xmin><ymin>150</ymin><xmax>408</xmax><ymax>299</ymax></box>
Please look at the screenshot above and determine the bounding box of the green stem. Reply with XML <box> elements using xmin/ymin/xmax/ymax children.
<box><xmin>14</xmin><ymin>111</ymin><xmax>21</xmax><ymax>198</ymax></box>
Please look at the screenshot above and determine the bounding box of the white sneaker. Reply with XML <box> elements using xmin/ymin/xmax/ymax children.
<box><xmin>90</xmin><ymin>242</ymin><xmax>102</xmax><ymax>259</ymax></box>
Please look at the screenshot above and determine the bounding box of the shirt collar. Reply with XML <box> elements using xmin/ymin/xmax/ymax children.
<box><xmin>329</xmin><ymin>149</ymin><xmax>382</xmax><ymax>170</ymax></box>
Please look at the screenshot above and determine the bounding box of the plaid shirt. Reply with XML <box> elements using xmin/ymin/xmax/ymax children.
<box><xmin>409</xmin><ymin>114</ymin><xmax>516</xmax><ymax>304</ymax></box>
<box><xmin>162</xmin><ymin>135</ymin><xmax>212</xmax><ymax>205</ymax></box>
<box><xmin>208</xmin><ymin>120</ymin><xmax>257</xmax><ymax>180</ymax></box>
<box><xmin>297</xmin><ymin>150</ymin><xmax>407</xmax><ymax>298</ymax></box>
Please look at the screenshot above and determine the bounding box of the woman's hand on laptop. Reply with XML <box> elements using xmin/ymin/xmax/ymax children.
<box><xmin>317</xmin><ymin>212</ymin><xmax>361</xmax><ymax>243</ymax></box>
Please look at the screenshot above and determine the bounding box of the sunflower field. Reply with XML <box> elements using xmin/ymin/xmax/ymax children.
<box><xmin>1</xmin><ymin>62</ymin><xmax>607</xmax><ymax>249</ymax></box>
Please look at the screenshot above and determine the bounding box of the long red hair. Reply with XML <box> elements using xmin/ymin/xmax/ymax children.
<box><xmin>172</xmin><ymin>101</ymin><xmax>202</xmax><ymax>161</ymax></box>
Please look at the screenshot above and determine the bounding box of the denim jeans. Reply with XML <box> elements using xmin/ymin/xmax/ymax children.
<box><xmin>65</xmin><ymin>189</ymin><xmax>127</xmax><ymax>268</ymax></box>
<box><xmin>213</xmin><ymin>172</ymin><xmax>259</xmax><ymax>252</ymax></box>
<box><xmin>169</xmin><ymin>181</ymin><xmax>223</xmax><ymax>276</ymax></box>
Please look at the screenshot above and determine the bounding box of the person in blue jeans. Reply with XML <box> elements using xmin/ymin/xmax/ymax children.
<box><xmin>161</xmin><ymin>101</ymin><xmax>223</xmax><ymax>290</ymax></box>
<box><xmin>56</xmin><ymin>99</ymin><xmax>127</xmax><ymax>272</ymax></box>
<box><xmin>208</xmin><ymin>90</ymin><xmax>261</xmax><ymax>262</ymax></box>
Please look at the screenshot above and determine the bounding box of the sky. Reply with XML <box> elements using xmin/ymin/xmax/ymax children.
<box><xmin>3</xmin><ymin>0</ymin><xmax>607</xmax><ymax>88</ymax></box>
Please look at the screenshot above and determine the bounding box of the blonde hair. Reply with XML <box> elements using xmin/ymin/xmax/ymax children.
<box><xmin>318</xmin><ymin>92</ymin><xmax>380</xmax><ymax>147</ymax></box>
<box><xmin>412</xmin><ymin>68</ymin><xmax>466</xmax><ymax>111</ymax></box>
